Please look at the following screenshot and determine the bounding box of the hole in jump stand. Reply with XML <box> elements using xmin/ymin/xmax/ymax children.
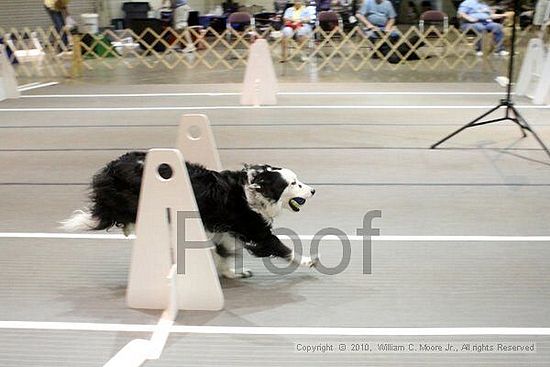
<box><xmin>187</xmin><ymin>125</ymin><xmax>202</xmax><ymax>140</ymax></box>
<box><xmin>157</xmin><ymin>163</ymin><xmax>173</xmax><ymax>180</ymax></box>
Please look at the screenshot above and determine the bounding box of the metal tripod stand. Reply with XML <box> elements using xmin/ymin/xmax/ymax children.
<box><xmin>430</xmin><ymin>0</ymin><xmax>550</xmax><ymax>158</ymax></box>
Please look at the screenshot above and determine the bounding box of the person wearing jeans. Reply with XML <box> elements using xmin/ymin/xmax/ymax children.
<box><xmin>356</xmin><ymin>0</ymin><xmax>399</xmax><ymax>42</ymax></box>
<box><xmin>458</xmin><ymin>0</ymin><xmax>510</xmax><ymax>56</ymax></box>
<box><xmin>44</xmin><ymin>0</ymin><xmax>71</xmax><ymax>49</ymax></box>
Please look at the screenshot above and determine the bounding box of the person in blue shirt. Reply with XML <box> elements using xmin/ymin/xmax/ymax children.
<box><xmin>458</xmin><ymin>0</ymin><xmax>510</xmax><ymax>56</ymax></box>
<box><xmin>316</xmin><ymin>0</ymin><xmax>332</xmax><ymax>11</ymax></box>
<box><xmin>356</xmin><ymin>0</ymin><xmax>399</xmax><ymax>40</ymax></box>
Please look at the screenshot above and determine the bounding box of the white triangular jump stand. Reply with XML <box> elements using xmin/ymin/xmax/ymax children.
<box><xmin>127</xmin><ymin>148</ymin><xmax>224</xmax><ymax>311</ymax></box>
<box><xmin>128</xmin><ymin>114</ymin><xmax>225</xmax><ymax>311</ymax></box>
<box><xmin>105</xmin><ymin>116</ymin><xmax>225</xmax><ymax>367</ymax></box>
<box><xmin>533</xmin><ymin>48</ymin><xmax>550</xmax><ymax>105</ymax></box>
<box><xmin>240</xmin><ymin>38</ymin><xmax>277</xmax><ymax>106</ymax></box>
<box><xmin>516</xmin><ymin>38</ymin><xmax>550</xmax><ymax>105</ymax></box>
<box><xmin>516</xmin><ymin>38</ymin><xmax>545</xmax><ymax>98</ymax></box>
<box><xmin>0</xmin><ymin>44</ymin><xmax>20</xmax><ymax>102</ymax></box>
<box><xmin>176</xmin><ymin>114</ymin><xmax>223</xmax><ymax>170</ymax></box>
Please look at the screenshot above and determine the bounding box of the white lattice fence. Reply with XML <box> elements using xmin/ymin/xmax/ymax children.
<box><xmin>0</xmin><ymin>24</ymin><xmax>537</xmax><ymax>78</ymax></box>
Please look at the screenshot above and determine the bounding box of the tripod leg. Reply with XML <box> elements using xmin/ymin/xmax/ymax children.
<box><xmin>512</xmin><ymin>106</ymin><xmax>550</xmax><ymax>158</ymax></box>
<box><xmin>508</xmin><ymin>106</ymin><xmax>528</xmax><ymax>138</ymax></box>
<box><xmin>431</xmin><ymin>104</ymin><xmax>503</xmax><ymax>149</ymax></box>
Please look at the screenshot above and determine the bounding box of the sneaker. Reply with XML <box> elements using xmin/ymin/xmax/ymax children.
<box><xmin>495</xmin><ymin>50</ymin><xmax>509</xmax><ymax>56</ymax></box>
<box><xmin>56</xmin><ymin>50</ymin><xmax>73</xmax><ymax>57</ymax></box>
<box><xmin>475</xmin><ymin>50</ymin><xmax>483</xmax><ymax>57</ymax></box>
<box><xmin>182</xmin><ymin>45</ymin><xmax>196</xmax><ymax>53</ymax></box>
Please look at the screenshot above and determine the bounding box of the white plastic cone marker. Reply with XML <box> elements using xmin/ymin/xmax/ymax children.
<box><xmin>516</xmin><ymin>38</ymin><xmax>545</xmax><ymax>98</ymax></box>
<box><xmin>240</xmin><ymin>38</ymin><xmax>277</xmax><ymax>106</ymax></box>
<box><xmin>176</xmin><ymin>114</ymin><xmax>222</xmax><ymax>171</ymax></box>
<box><xmin>0</xmin><ymin>45</ymin><xmax>19</xmax><ymax>101</ymax></box>
<box><xmin>127</xmin><ymin>148</ymin><xmax>223</xmax><ymax>311</ymax></box>
<box><xmin>533</xmin><ymin>47</ymin><xmax>550</xmax><ymax>105</ymax></box>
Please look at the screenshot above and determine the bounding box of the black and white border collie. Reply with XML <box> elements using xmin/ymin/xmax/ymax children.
<box><xmin>61</xmin><ymin>151</ymin><xmax>317</xmax><ymax>278</ymax></box>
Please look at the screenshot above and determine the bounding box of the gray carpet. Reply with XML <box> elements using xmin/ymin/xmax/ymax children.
<box><xmin>1</xmin><ymin>82</ymin><xmax>549</xmax><ymax>366</ymax></box>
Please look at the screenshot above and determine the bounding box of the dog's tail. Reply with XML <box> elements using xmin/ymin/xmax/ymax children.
<box><xmin>59</xmin><ymin>209</ymin><xmax>100</xmax><ymax>232</ymax></box>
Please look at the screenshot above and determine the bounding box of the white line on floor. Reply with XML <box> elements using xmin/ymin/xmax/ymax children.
<box><xmin>0</xmin><ymin>232</ymin><xmax>131</xmax><ymax>240</ymax></box>
<box><xmin>1</xmin><ymin>232</ymin><xmax>549</xmax><ymax>242</ymax></box>
<box><xmin>1</xmin><ymin>105</ymin><xmax>548</xmax><ymax>112</ymax></box>
<box><xmin>0</xmin><ymin>321</ymin><xmax>549</xmax><ymax>335</ymax></box>
<box><xmin>20</xmin><ymin>91</ymin><xmax>508</xmax><ymax>98</ymax></box>
<box><xmin>17</xmin><ymin>82</ymin><xmax>59</xmax><ymax>92</ymax></box>
<box><xmin>17</xmin><ymin>82</ymin><xmax>40</xmax><ymax>90</ymax></box>
<box><xmin>21</xmin><ymin>92</ymin><xmax>239</xmax><ymax>98</ymax></box>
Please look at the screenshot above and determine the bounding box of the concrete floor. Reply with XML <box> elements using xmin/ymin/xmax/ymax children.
<box><xmin>1</xmin><ymin>82</ymin><xmax>550</xmax><ymax>366</ymax></box>
<box><xmin>70</xmin><ymin>60</ymin><xmax>511</xmax><ymax>84</ymax></box>
<box><xmin>16</xmin><ymin>49</ymin><xmax>515</xmax><ymax>85</ymax></box>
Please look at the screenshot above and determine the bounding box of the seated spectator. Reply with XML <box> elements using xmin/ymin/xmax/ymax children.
<box><xmin>331</xmin><ymin>0</ymin><xmax>357</xmax><ymax>31</ymax></box>
<box><xmin>317</xmin><ymin>0</ymin><xmax>333</xmax><ymax>11</ymax></box>
<box><xmin>44</xmin><ymin>0</ymin><xmax>71</xmax><ymax>49</ymax></box>
<box><xmin>281</xmin><ymin>0</ymin><xmax>314</xmax><ymax>61</ymax></box>
<box><xmin>272</xmin><ymin>0</ymin><xmax>289</xmax><ymax>30</ymax></box>
<box><xmin>330</xmin><ymin>0</ymin><xmax>346</xmax><ymax>14</ymax></box>
<box><xmin>275</xmin><ymin>0</ymin><xmax>289</xmax><ymax>13</ymax></box>
<box><xmin>458</xmin><ymin>0</ymin><xmax>510</xmax><ymax>56</ymax></box>
<box><xmin>356</xmin><ymin>0</ymin><xmax>399</xmax><ymax>41</ymax></box>
<box><xmin>534</xmin><ymin>0</ymin><xmax>550</xmax><ymax>27</ymax></box>
<box><xmin>168</xmin><ymin>0</ymin><xmax>196</xmax><ymax>52</ymax></box>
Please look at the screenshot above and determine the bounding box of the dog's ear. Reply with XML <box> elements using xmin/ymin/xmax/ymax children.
<box><xmin>248</xmin><ymin>183</ymin><xmax>261</xmax><ymax>190</ymax></box>
<box><xmin>245</xmin><ymin>164</ymin><xmax>271</xmax><ymax>182</ymax></box>
<box><xmin>253</xmin><ymin>171</ymin><xmax>289</xmax><ymax>202</ymax></box>
<box><xmin>245</xmin><ymin>165</ymin><xmax>260</xmax><ymax>184</ymax></box>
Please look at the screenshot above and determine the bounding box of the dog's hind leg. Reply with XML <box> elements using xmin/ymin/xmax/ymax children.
<box><xmin>211</xmin><ymin>232</ymin><xmax>253</xmax><ymax>279</ymax></box>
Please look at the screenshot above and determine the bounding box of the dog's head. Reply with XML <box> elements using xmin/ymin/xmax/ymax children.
<box><xmin>244</xmin><ymin>164</ymin><xmax>315</xmax><ymax>215</ymax></box>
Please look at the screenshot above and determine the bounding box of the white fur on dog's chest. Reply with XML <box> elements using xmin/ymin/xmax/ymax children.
<box><xmin>244</xmin><ymin>188</ymin><xmax>282</xmax><ymax>223</ymax></box>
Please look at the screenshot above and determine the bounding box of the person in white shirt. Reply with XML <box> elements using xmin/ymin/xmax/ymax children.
<box><xmin>280</xmin><ymin>0</ymin><xmax>313</xmax><ymax>61</ymax></box>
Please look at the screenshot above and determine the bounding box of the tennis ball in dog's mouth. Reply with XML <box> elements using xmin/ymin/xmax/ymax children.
<box><xmin>289</xmin><ymin>197</ymin><xmax>306</xmax><ymax>212</ymax></box>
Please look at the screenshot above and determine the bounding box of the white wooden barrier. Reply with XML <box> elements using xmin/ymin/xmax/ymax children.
<box><xmin>126</xmin><ymin>148</ymin><xmax>224</xmax><ymax>311</ymax></box>
<box><xmin>533</xmin><ymin>50</ymin><xmax>550</xmax><ymax>105</ymax></box>
<box><xmin>0</xmin><ymin>44</ymin><xmax>19</xmax><ymax>101</ymax></box>
<box><xmin>516</xmin><ymin>38</ymin><xmax>545</xmax><ymax>98</ymax></box>
<box><xmin>240</xmin><ymin>38</ymin><xmax>277</xmax><ymax>106</ymax></box>
<box><xmin>105</xmin><ymin>115</ymin><xmax>224</xmax><ymax>367</ymax></box>
<box><xmin>516</xmin><ymin>38</ymin><xmax>550</xmax><ymax>105</ymax></box>
<box><xmin>176</xmin><ymin>114</ymin><xmax>223</xmax><ymax>171</ymax></box>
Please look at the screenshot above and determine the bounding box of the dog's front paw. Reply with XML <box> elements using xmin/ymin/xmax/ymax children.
<box><xmin>298</xmin><ymin>255</ymin><xmax>319</xmax><ymax>268</ymax></box>
<box><xmin>222</xmin><ymin>268</ymin><xmax>253</xmax><ymax>279</ymax></box>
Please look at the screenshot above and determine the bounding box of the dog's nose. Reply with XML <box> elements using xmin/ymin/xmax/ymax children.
<box><xmin>311</xmin><ymin>189</ymin><xmax>316</xmax><ymax>195</ymax></box>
